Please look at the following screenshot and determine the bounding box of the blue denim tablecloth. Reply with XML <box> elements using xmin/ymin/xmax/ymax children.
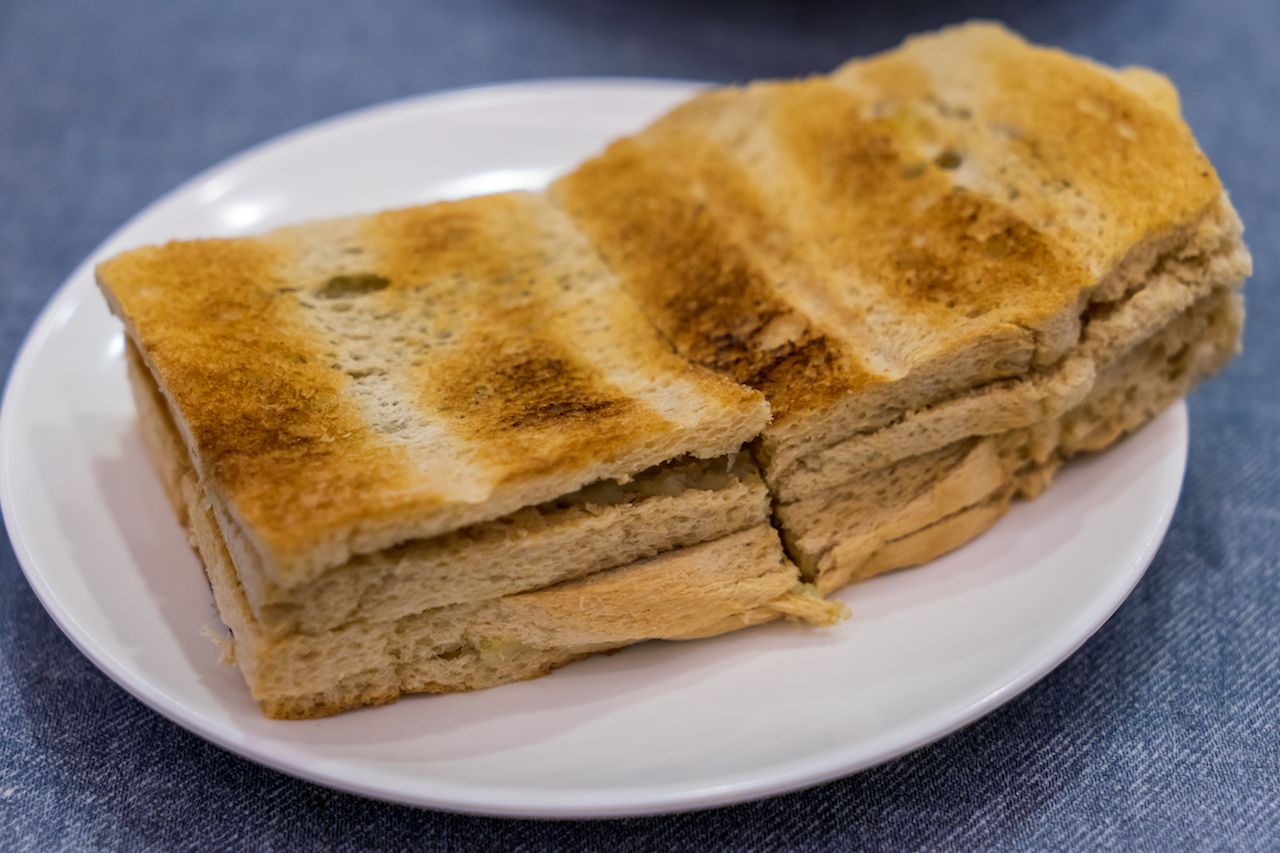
<box><xmin>2</xmin><ymin>1</ymin><xmax>1277</xmax><ymax>849</ymax></box>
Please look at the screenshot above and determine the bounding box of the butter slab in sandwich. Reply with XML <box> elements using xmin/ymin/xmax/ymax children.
<box><xmin>552</xmin><ymin>22</ymin><xmax>1250</xmax><ymax>592</ymax></box>
<box><xmin>100</xmin><ymin>192</ymin><xmax>842</xmax><ymax>719</ymax></box>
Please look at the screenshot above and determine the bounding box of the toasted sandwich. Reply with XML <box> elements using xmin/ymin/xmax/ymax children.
<box><xmin>553</xmin><ymin>22</ymin><xmax>1249</xmax><ymax>592</ymax></box>
<box><xmin>101</xmin><ymin>192</ymin><xmax>842</xmax><ymax>718</ymax></box>
<box><xmin>99</xmin><ymin>23</ymin><xmax>1249</xmax><ymax>717</ymax></box>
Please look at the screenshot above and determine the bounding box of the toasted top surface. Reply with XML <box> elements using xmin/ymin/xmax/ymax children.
<box><xmin>553</xmin><ymin>22</ymin><xmax>1222</xmax><ymax>428</ymax></box>
<box><xmin>99</xmin><ymin>192</ymin><xmax>767</xmax><ymax>581</ymax></box>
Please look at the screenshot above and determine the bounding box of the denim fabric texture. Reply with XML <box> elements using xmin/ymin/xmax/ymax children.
<box><xmin>1</xmin><ymin>1</ymin><xmax>1278</xmax><ymax>849</ymax></box>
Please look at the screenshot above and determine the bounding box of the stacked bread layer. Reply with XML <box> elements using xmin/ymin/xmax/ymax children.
<box><xmin>554</xmin><ymin>23</ymin><xmax>1251</xmax><ymax>595</ymax></box>
<box><xmin>778</xmin><ymin>281</ymin><xmax>1244</xmax><ymax>591</ymax></box>
<box><xmin>104</xmin><ymin>192</ymin><xmax>844</xmax><ymax>720</ymax></box>
<box><xmin>101</xmin><ymin>193</ymin><xmax>777</xmax><ymax>586</ymax></box>
<box><xmin>128</xmin><ymin>343</ymin><xmax>840</xmax><ymax>718</ymax></box>
<box><xmin>766</xmin><ymin>201</ymin><xmax>1248</xmax><ymax>503</ymax></box>
<box><xmin>771</xmin><ymin>199</ymin><xmax>1248</xmax><ymax>590</ymax></box>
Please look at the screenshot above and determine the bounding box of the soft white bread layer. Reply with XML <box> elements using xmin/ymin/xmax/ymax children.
<box><xmin>101</xmin><ymin>192</ymin><xmax>770</xmax><ymax>589</ymax></box>
<box><xmin>778</xmin><ymin>285</ymin><xmax>1242</xmax><ymax>590</ymax></box>
<box><xmin>126</xmin><ymin>342</ymin><xmax>774</xmax><ymax>637</ymax></box>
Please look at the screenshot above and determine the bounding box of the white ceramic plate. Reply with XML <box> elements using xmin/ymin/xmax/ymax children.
<box><xmin>0</xmin><ymin>80</ymin><xmax>1187</xmax><ymax>818</ymax></box>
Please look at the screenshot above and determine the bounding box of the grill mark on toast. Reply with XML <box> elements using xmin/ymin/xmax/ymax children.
<box><xmin>425</xmin><ymin>329</ymin><xmax>657</xmax><ymax>478</ymax></box>
<box><xmin>556</xmin><ymin>74</ymin><xmax>1095</xmax><ymax>429</ymax></box>
<box><xmin>982</xmin><ymin>37</ymin><xmax>1220</xmax><ymax>267</ymax></box>
<box><xmin>555</xmin><ymin>135</ymin><xmax>870</xmax><ymax>423</ymax></box>
<box><xmin>764</xmin><ymin>78</ymin><xmax>1091</xmax><ymax>329</ymax></box>
<box><xmin>832</xmin><ymin>24</ymin><xmax>1220</xmax><ymax>276</ymax></box>
<box><xmin>365</xmin><ymin>194</ymin><xmax>675</xmax><ymax>480</ymax></box>
<box><xmin>97</xmin><ymin>238</ymin><xmax>423</xmax><ymax>545</ymax></box>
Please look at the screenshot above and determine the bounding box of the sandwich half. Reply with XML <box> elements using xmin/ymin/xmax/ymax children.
<box><xmin>101</xmin><ymin>191</ymin><xmax>842</xmax><ymax>718</ymax></box>
<box><xmin>553</xmin><ymin>22</ymin><xmax>1250</xmax><ymax>592</ymax></box>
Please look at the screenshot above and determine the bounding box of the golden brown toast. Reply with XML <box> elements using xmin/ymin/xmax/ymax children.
<box><xmin>100</xmin><ymin>192</ymin><xmax>770</xmax><ymax>588</ymax></box>
<box><xmin>124</xmin><ymin>342</ymin><xmax>777</xmax><ymax>636</ymax></box>
<box><xmin>552</xmin><ymin>22</ymin><xmax>1248</xmax><ymax>479</ymax></box>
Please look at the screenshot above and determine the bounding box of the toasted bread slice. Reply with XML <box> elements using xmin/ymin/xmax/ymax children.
<box><xmin>125</xmin><ymin>343</ymin><xmax>775</xmax><ymax>635</ymax></box>
<box><xmin>773</xmin><ymin>203</ymin><xmax>1248</xmax><ymax>500</ymax></box>
<box><xmin>100</xmin><ymin>192</ymin><xmax>770</xmax><ymax>589</ymax></box>
<box><xmin>552</xmin><ymin>22</ymin><xmax>1249</xmax><ymax>483</ymax></box>
<box><xmin>778</xmin><ymin>285</ymin><xmax>1243</xmax><ymax>589</ymax></box>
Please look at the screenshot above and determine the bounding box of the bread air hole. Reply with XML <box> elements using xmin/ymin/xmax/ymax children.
<box><xmin>316</xmin><ymin>273</ymin><xmax>391</xmax><ymax>299</ymax></box>
<box><xmin>934</xmin><ymin>149</ymin><xmax>963</xmax><ymax>170</ymax></box>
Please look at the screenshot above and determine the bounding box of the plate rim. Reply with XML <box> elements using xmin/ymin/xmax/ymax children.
<box><xmin>0</xmin><ymin>78</ymin><xmax>1189</xmax><ymax>818</ymax></box>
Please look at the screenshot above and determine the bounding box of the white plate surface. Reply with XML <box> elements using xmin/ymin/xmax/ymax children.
<box><xmin>0</xmin><ymin>80</ymin><xmax>1187</xmax><ymax>818</ymax></box>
